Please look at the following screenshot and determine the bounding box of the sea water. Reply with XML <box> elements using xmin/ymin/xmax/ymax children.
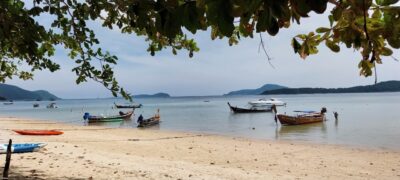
<box><xmin>1</xmin><ymin>92</ymin><xmax>399</xmax><ymax>149</ymax></box>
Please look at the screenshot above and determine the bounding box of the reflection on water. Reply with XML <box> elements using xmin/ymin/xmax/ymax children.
<box><xmin>275</xmin><ymin>122</ymin><xmax>327</xmax><ymax>140</ymax></box>
<box><xmin>137</xmin><ymin>124</ymin><xmax>161</xmax><ymax>130</ymax></box>
<box><xmin>84</xmin><ymin>119</ymin><xmax>135</xmax><ymax>128</ymax></box>
<box><xmin>1</xmin><ymin>92</ymin><xmax>400</xmax><ymax>149</ymax></box>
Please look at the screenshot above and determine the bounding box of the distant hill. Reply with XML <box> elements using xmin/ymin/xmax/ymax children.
<box><xmin>0</xmin><ymin>84</ymin><xmax>60</xmax><ymax>101</ymax></box>
<box><xmin>225</xmin><ymin>84</ymin><xmax>287</xmax><ymax>96</ymax></box>
<box><xmin>134</xmin><ymin>93</ymin><xmax>170</xmax><ymax>98</ymax></box>
<box><xmin>261</xmin><ymin>81</ymin><xmax>400</xmax><ymax>95</ymax></box>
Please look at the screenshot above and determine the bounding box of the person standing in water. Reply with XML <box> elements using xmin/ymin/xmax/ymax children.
<box><xmin>271</xmin><ymin>105</ymin><xmax>278</xmax><ymax>124</ymax></box>
<box><xmin>333</xmin><ymin>112</ymin><xmax>339</xmax><ymax>120</ymax></box>
<box><xmin>137</xmin><ymin>114</ymin><xmax>144</xmax><ymax>124</ymax></box>
<box><xmin>154</xmin><ymin>109</ymin><xmax>160</xmax><ymax>120</ymax></box>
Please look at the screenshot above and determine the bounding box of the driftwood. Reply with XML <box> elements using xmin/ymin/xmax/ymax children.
<box><xmin>2</xmin><ymin>139</ymin><xmax>12</xmax><ymax>179</ymax></box>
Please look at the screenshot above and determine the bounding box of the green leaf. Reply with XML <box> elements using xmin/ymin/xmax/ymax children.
<box><xmin>376</xmin><ymin>0</ymin><xmax>399</xmax><ymax>6</ymax></box>
<box><xmin>256</xmin><ymin>8</ymin><xmax>279</xmax><ymax>35</ymax></box>
<box><xmin>205</xmin><ymin>0</ymin><xmax>235</xmax><ymax>36</ymax></box>
<box><xmin>308</xmin><ymin>0</ymin><xmax>328</xmax><ymax>14</ymax></box>
<box><xmin>381</xmin><ymin>47</ymin><xmax>393</xmax><ymax>56</ymax></box>
<box><xmin>291</xmin><ymin>38</ymin><xmax>301</xmax><ymax>53</ymax></box>
<box><xmin>325</xmin><ymin>41</ymin><xmax>340</xmax><ymax>52</ymax></box>
<box><xmin>291</xmin><ymin>0</ymin><xmax>311</xmax><ymax>17</ymax></box>
<box><xmin>316</xmin><ymin>27</ymin><xmax>331</xmax><ymax>33</ymax></box>
<box><xmin>328</xmin><ymin>15</ymin><xmax>334</xmax><ymax>27</ymax></box>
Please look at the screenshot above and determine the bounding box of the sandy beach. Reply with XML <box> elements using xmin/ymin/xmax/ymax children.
<box><xmin>0</xmin><ymin>117</ymin><xmax>399</xmax><ymax>179</ymax></box>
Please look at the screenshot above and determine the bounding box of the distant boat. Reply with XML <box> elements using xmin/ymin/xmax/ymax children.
<box><xmin>46</xmin><ymin>103</ymin><xmax>57</xmax><ymax>108</ymax></box>
<box><xmin>3</xmin><ymin>102</ymin><xmax>13</xmax><ymax>105</ymax></box>
<box><xmin>275</xmin><ymin>108</ymin><xmax>327</xmax><ymax>125</ymax></box>
<box><xmin>114</xmin><ymin>103</ymin><xmax>142</xmax><ymax>109</ymax></box>
<box><xmin>227</xmin><ymin>102</ymin><xmax>272</xmax><ymax>113</ymax></box>
<box><xmin>83</xmin><ymin>111</ymin><xmax>134</xmax><ymax>123</ymax></box>
<box><xmin>248</xmin><ymin>98</ymin><xmax>286</xmax><ymax>107</ymax></box>
<box><xmin>13</xmin><ymin>130</ymin><xmax>63</xmax><ymax>135</ymax></box>
<box><xmin>33</xmin><ymin>103</ymin><xmax>39</xmax><ymax>108</ymax></box>
<box><xmin>0</xmin><ymin>143</ymin><xmax>47</xmax><ymax>154</ymax></box>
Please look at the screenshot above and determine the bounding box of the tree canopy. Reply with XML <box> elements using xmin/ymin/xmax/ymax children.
<box><xmin>0</xmin><ymin>0</ymin><xmax>399</xmax><ymax>99</ymax></box>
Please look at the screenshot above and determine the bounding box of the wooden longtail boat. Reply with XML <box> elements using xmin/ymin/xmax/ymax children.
<box><xmin>137</xmin><ymin>116</ymin><xmax>160</xmax><ymax>128</ymax></box>
<box><xmin>114</xmin><ymin>103</ymin><xmax>142</xmax><ymax>109</ymax></box>
<box><xmin>137</xmin><ymin>109</ymin><xmax>160</xmax><ymax>128</ymax></box>
<box><xmin>13</xmin><ymin>130</ymin><xmax>63</xmax><ymax>135</ymax></box>
<box><xmin>275</xmin><ymin>107</ymin><xmax>327</xmax><ymax>125</ymax></box>
<box><xmin>227</xmin><ymin>102</ymin><xmax>272</xmax><ymax>113</ymax></box>
<box><xmin>0</xmin><ymin>143</ymin><xmax>47</xmax><ymax>154</ymax></box>
<box><xmin>83</xmin><ymin>111</ymin><xmax>134</xmax><ymax>123</ymax></box>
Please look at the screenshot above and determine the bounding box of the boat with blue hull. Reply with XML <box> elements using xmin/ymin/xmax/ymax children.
<box><xmin>83</xmin><ymin>111</ymin><xmax>134</xmax><ymax>123</ymax></box>
<box><xmin>0</xmin><ymin>143</ymin><xmax>46</xmax><ymax>154</ymax></box>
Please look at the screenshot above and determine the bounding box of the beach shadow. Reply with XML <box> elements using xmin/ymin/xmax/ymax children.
<box><xmin>1</xmin><ymin>166</ymin><xmax>84</xmax><ymax>180</ymax></box>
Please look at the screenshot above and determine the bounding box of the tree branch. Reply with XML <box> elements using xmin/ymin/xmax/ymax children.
<box><xmin>258</xmin><ymin>33</ymin><xmax>275</xmax><ymax>69</ymax></box>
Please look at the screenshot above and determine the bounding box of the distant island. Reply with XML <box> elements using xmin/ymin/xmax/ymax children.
<box><xmin>262</xmin><ymin>81</ymin><xmax>400</xmax><ymax>95</ymax></box>
<box><xmin>0</xmin><ymin>84</ymin><xmax>60</xmax><ymax>101</ymax></box>
<box><xmin>225</xmin><ymin>84</ymin><xmax>287</xmax><ymax>96</ymax></box>
<box><xmin>134</xmin><ymin>93</ymin><xmax>170</xmax><ymax>98</ymax></box>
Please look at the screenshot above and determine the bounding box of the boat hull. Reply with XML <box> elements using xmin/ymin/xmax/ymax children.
<box><xmin>114</xmin><ymin>103</ymin><xmax>142</xmax><ymax>109</ymax></box>
<box><xmin>0</xmin><ymin>143</ymin><xmax>46</xmax><ymax>154</ymax></box>
<box><xmin>13</xmin><ymin>130</ymin><xmax>63</xmax><ymax>135</ymax></box>
<box><xmin>137</xmin><ymin>117</ymin><xmax>160</xmax><ymax>128</ymax></box>
<box><xmin>277</xmin><ymin>114</ymin><xmax>325</xmax><ymax>125</ymax></box>
<box><xmin>87</xmin><ymin>111</ymin><xmax>133</xmax><ymax>123</ymax></box>
<box><xmin>248</xmin><ymin>98</ymin><xmax>286</xmax><ymax>107</ymax></box>
<box><xmin>228</xmin><ymin>102</ymin><xmax>272</xmax><ymax>113</ymax></box>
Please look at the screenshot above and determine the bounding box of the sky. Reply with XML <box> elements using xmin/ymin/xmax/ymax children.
<box><xmin>8</xmin><ymin>6</ymin><xmax>400</xmax><ymax>99</ymax></box>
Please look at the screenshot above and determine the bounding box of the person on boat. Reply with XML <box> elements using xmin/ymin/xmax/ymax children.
<box><xmin>137</xmin><ymin>114</ymin><xmax>144</xmax><ymax>124</ymax></box>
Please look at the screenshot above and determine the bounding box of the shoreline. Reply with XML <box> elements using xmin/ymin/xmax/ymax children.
<box><xmin>2</xmin><ymin>115</ymin><xmax>397</xmax><ymax>152</ymax></box>
<box><xmin>1</xmin><ymin>117</ymin><xmax>400</xmax><ymax>179</ymax></box>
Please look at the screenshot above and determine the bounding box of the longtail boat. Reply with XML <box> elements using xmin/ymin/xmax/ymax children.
<box><xmin>275</xmin><ymin>107</ymin><xmax>327</xmax><ymax>125</ymax></box>
<box><xmin>137</xmin><ymin>116</ymin><xmax>160</xmax><ymax>128</ymax></box>
<box><xmin>227</xmin><ymin>102</ymin><xmax>272</xmax><ymax>113</ymax></box>
<box><xmin>0</xmin><ymin>143</ymin><xmax>47</xmax><ymax>154</ymax></box>
<box><xmin>13</xmin><ymin>130</ymin><xmax>63</xmax><ymax>135</ymax></box>
<box><xmin>83</xmin><ymin>110</ymin><xmax>134</xmax><ymax>123</ymax></box>
<box><xmin>137</xmin><ymin>109</ymin><xmax>160</xmax><ymax>128</ymax></box>
<box><xmin>114</xmin><ymin>103</ymin><xmax>142</xmax><ymax>109</ymax></box>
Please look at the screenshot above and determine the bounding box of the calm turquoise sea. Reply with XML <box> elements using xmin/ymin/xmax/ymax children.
<box><xmin>1</xmin><ymin>92</ymin><xmax>400</xmax><ymax>149</ymax></box>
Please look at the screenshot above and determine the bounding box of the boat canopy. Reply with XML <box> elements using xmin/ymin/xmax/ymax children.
<box><xmin>293</xmin><ymin>110</ymin><xmax>317</xmax><ymax>113</ymax></box>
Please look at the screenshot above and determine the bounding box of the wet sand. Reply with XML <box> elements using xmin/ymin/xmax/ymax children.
<box><xmin>1</xmin><ymin>117</ymin><xmax>399</xmax><ymax>179</ymax></box>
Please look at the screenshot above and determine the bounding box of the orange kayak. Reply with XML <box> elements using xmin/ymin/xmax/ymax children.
<box><xmin>13</xmin><ymin>130</ymin><xmax>63</xmax><ymax>135</ymax></box>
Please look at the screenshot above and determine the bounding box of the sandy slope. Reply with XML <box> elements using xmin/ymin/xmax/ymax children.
<box><xmin>0</xmin><ymin>117</ymin><xmax>399</xmax><ymax>179</ymax></box>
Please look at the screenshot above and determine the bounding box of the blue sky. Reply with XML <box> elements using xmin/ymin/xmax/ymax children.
<box><xmin>8</xmin><ymin>8</ymin><xmax>400</xmax><ymax>99</ymax></box>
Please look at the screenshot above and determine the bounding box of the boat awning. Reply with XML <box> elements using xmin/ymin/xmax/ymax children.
<box><xmin>293</xmin><ymin>111</ymin><xmax>317</xmax><ymax>113</ymax></box>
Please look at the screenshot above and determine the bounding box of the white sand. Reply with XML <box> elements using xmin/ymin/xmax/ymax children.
<box><xmin>1</xmin><ymin>117</ymin><xmax>399</xmax><ymax>179</ymax></box>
